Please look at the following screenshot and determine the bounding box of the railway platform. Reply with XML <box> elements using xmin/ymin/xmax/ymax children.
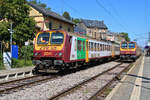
<box><xmin>0</xmin><ymin>66</ymin><xmax>34</xmax><ymax>76</ymax></box>
<box><xmin>0</xmin><ymin>66</ymin><xmax>34</xmax><ymax>80</ymax></box>
<box><xmin>105</xmin><ymin>56</ymin><xmax>150</xmax><ymax>100</ymax></box>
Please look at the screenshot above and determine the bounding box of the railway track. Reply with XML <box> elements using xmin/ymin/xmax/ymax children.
<box><xmin>0</xmin><ymin>74</ymin><xmax>58</xmax><ymax>95</ymax></box>
<box><xmin>48</xmin><ymin>62</ymin><xmax>132</xmax><ymax>100</ymax></box>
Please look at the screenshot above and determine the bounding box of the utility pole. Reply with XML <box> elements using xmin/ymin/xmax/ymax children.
<box><xmin>8</xmin><ymin>22</ymin><xmax>13</xmax><ymax>67</ymax></box>
<box><xmin>148</xmin><ymin>32</ymin><xmax>150</xmax><ymax>42</ymax></box>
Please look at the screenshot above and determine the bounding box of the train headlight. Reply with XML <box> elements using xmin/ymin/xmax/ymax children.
<box><xmin>59</xmin><ymin>52</ymin><xmax>62</xmax><ymax>56</ymax></box>
<box><xmin>34</xmin><ymin>52</ymin><xmax>41</xmax><ymax>56</ymax></box>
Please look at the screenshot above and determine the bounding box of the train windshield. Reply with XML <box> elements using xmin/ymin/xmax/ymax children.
<box><xmin>121</xmin><ymin>42</ymin><xmax>127</xmax><ymax>48</ymax></box>
<box><xmin>51</xmin><ymin>32</ymin><xmax>64</xmax><ymax>44</ymax></box>
<box><xmin>37</xmin><ymin>32</ymin><xmax>50</xmax><ymax>44</ymax></box>
<box><xmin>129</xmin><ymin>43</ymin><xmax>135</xmax><ymax>48</ymax></box>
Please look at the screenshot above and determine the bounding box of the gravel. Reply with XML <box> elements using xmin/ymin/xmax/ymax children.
<box><xmin>0</xmin><ymin>61</ymin><xmax>121</xmax><ymax>100</ymax></box>
<box><xmin>60</xmin><ymin>63</ymin><xmax>129</xmax><ymax>100</ymax></box>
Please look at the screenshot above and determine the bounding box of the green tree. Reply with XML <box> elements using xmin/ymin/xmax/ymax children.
<box><xmin>29</xmin><ymin>0</ymin><xmax>51</xmax><ymax>10</ymax></box>
<box><xmin>72</xmin><ymin>18</ymin><xmax>81</xmax><ymax>24</ymax></box>
<box><xmin>0</xmin><ymin>0</ymin><xmax>35</xmax><ymax>47</ymax></box>
<box><xmin>120</xmin><ymin>32</ymin><xmax>130</xmax><ymax>42</ymax></box>
<box><xmin>63</xmin><ymin>11</ymin><xmax>71</xmax><ymax>20</ymax></box>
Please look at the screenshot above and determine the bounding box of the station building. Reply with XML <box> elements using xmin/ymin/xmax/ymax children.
<box><xmin>28</xmin><ymin>3</ymin><xmax>75</xmax><ymax>32</ymax></box>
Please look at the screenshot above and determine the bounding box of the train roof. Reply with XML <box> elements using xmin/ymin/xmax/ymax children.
<box><xmin>37</xmin><ymin>30</ymin><xmax>120</xmax><ymax>45</ymax></box>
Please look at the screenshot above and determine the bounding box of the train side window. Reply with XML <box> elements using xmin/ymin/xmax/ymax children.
<box><xmin>106</xmin><ymin>45</ymin><xmax>108</xmax><ymax>51</ymax></box>
<box><xmin>69</xmin><ymin>36</ymin><xmax>72</xmax><ymax>44</ymax></box>
<box><xmin>107</xmin><ymin>45</ymin><xmax>108</xmax><ymax>51</ymax></box>
<box><xmin>83</xmin><ymin>41</ymin><xmax>85</xmax><ymax>51</ymax></box>
<box><xmin>77</xmin><ymin>40</ymin><xmax>81</xmax><ymax>51</ymax></box>
<box><xmin>91</xmin><ymin>42</ymin><xmax>93</xmax><ymax>51</ymax></box>
<box><xmin>100</xmin><ymin>44</ymin><xmax>102</xmax><ymax>51</ymax></box>
<box><xmin>98</xmin><ymin>43</ymin><xmax>99</xmax><ymax>51</ymax></box>
<box><xmin>95</xmin><ymin>43</ymin><xmax>96</xmax><ymax>51</ymax></box>
<box><xmin>75</xmin><ymin>39</ymin><xmax>77</xmax><ymax>51</ymax></box>
<box><xmin>86</xmin><ymin>41</ymin><xmax>88</xmax><ymax>51</ymax></box>
<box><xmin>89</xmin><ymin>42</ymin><xmax>91</xmax><ymax>51</ymax></box>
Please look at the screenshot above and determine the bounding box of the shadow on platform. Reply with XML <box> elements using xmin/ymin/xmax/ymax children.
<box><xmin>117</xmin><ymin>73</ymin><xmax>150</xmax><ymax>90</ymax></box>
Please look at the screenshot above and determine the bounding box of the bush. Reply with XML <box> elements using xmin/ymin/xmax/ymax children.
<box><xmin>0</xmin><ymin>52</ymin><xmax>5</xmax><ymax>70</ymax></box>
<box><xmin>12</xmin><ymin>58</ymin><xmax>33</xmax><ymax>68</ymax></box>
<box><xmin>19</xmin><ymin>45</ymin><xmax>33</xmax><ymax>60</ymax></box>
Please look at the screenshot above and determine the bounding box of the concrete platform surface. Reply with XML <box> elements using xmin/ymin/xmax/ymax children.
<box><xmin>105</xmin><ymin>56</ymin><xmax>150</xmax><ymax>100</ymax></box>
<box><xmin>0</xmin><ymin>66</ymin><xmax>34</xmax><ymax>76</ymax></box>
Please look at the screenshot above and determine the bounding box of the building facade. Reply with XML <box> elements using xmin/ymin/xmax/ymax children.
<box><xmin>106</xmin><ymin>32</ymin><xmax>125</xmax><ymax>43</ymax></box>
<box><xmin>75</xmin><ymin>19</ymin><xmax>108</xmax><ymax>40</ymax></box>
<box><xmin>29</xmin><ymin>3</ymin><xmax>74</xmax><ymax>32</ymax></box>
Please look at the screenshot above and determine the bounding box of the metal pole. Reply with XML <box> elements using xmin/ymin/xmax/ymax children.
<box><xmin>148</xmin><ymin>32</ymin><xmax>150</xmax><ymax>42</ymax></box>
<box><xmin>10</xmin><ymin>22</ymin><xmax>13</xmax><ymax>67</ymax></box>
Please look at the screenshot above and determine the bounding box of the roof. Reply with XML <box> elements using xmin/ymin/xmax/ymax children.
<box><xmin>28</xmin><ymin>3</ymin><xmax>74</xmax><ymax>25</ymax></box>
<box><xmin>81</xmin><ymin>19</ymin><xmax>108</xmax><ymax>29</ymax></box>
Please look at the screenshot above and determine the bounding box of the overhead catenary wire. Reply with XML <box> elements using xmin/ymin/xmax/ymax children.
<box><xmin>95</xmin><ymin>0</ymin><xmax>127</xmax><ymax>32</ymax></box>
<box><xmin>61</xmin><ymin>0</ymin><xmax>84</xmax><ymax>18</ymax></box>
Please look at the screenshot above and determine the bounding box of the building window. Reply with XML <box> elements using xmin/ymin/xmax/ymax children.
<box><xmin>68</xmin><ymin>27</ymin><xmax>71</xmax><ymax>32</ymax></box>
<box><xmin>59</xmin><ymin>25</ymin><xmax>62</xmax><ymax>29</ymax></box>
<box><xmin>49</xmin><ymin>22</ymin><xmax>52</xmax><ymax>30</ymax></box>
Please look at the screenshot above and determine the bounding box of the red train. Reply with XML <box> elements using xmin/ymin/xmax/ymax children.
<box><xmin>120</xmin><ymin>41</ymin><xmax>141</xmax><ymax>61</ymax></box>
<box><xmin>32</xmin><ymin>30</ymin><xmax>120</xmax><ymax>74</ymax></box>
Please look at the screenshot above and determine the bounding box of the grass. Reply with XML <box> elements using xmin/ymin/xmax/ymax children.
<box><xmin>12</xmin><ymin>59</ymin><xmax>33</xmax><ymax>68</ymax></box>
<box><xmin>0</xmin><ymin>63</ymin><xmax>5</xmax><ymax>70</ymax></box>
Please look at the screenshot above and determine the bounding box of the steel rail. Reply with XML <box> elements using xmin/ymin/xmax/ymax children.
<box><xmin>48</xmin><ymin>63</ymin><xmax>123</xmax><ymax>100</ymax></box>
<box><xmin>88</xmin><ymin>57</ymin><xmax>142</xmax><ymax>100</ymax></box>
<box><xmin>0</xmin><ymin>75</ymin><xmax>58</xmax><ymax>94</ymax></box>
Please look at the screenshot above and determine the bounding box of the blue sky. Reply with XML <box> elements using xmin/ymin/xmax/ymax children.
<box><xmin>37</xmin><ymin>0</ymin><xmax>149</xmax><ymax>47</ymax></box>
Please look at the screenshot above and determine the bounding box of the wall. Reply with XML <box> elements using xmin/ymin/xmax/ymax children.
<box><xmin>29</xmin><ymin>7</ymin><xmax>74</xmax><ymax>32</ymax></box>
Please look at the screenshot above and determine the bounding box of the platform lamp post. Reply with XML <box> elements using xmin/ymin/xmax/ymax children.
<box><xmin>8</xmin><ymin>22</ymin><xmax>14</xmax><ymax>67</ymax></box>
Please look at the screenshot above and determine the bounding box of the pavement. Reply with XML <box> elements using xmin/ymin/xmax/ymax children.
<box><xmin>0</xmin><ymin>66</ymin><xmax>34</xmax><ymax>76</ymax></box>
<box><xmin>105</xmin><ymin>56</ymin><xmax>150</xmax><ymax>100</ymax></box>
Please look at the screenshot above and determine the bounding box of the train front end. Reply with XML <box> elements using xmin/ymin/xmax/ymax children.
<box><xmin>120</xmin><ymin>42</ymin><xmax>136</xmax><ymax>61</ymax></box>
<box><xmin>32</xmin><ymin>30</ymin><xmax>66</xmax><ymax>73</ymax></box>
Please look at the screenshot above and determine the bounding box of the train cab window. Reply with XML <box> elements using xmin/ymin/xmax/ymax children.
<box><xmin>121</xmin><ymin>42</ymin><xmax>127</xmax><ymax>48</ymax></box>
<box><xmin>129</xmin><ymin>43</ymin><xmax>135</xmax><ymax>48</ymax></box>
<box><xmin>51</xmin><ymin>32</ymin><xmax>64</xmax><ymax>44</ymax></box>
<box><xmin>37</xmin><ymin>32</ymin><xmax>50</xmax><ymax>44</ymax></box>
<box><xmin>77</xmin><ymin>40</ymin><xmax>81</xmax><ymax>51</ymax></box>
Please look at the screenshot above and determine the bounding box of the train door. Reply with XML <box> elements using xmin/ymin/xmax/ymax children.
<box><xmin>86</xmin><ymin>40</ymin><xmax>89</xmax><ymax>62</ymax></box>
<box><xmin>77</xmin><ymin>37</ymin><xmax>86</xmax><ymax>60</ymax></box>
<box><xmin>112</xmin><ymin>44</ymin><xmax>115</xmax><ymax>57</ymax></box>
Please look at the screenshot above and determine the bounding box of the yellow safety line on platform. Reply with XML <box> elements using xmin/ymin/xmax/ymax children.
<box><xmin>130</xmin><ymin>56</ymin><xmax>145</xmax><ymax>100</ymax></box>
